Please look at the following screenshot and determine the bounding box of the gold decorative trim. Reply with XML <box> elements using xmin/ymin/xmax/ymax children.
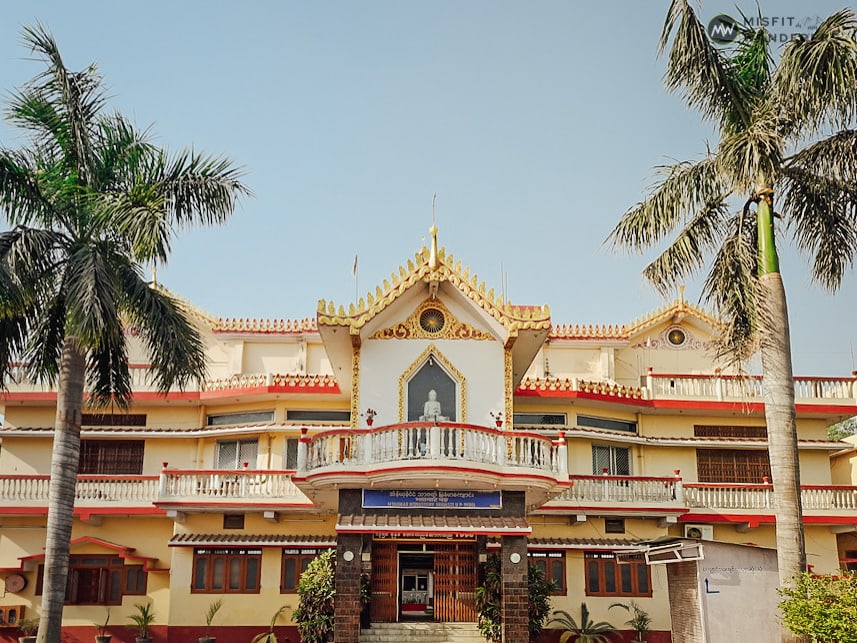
<box><xmin>350</xmin><ymin>348</ymin><xmax>360</xmax><ymax>428</ymax></box>
<box><xmin>370</xmin><ymin>299</ymin><xmax>494</xmax><ymax>341</ymax></box>
<box><xmin>504</xmin><ymin>346</ymin><xmax>513</xmax><ymax>429</ymax></box>
<box><xmin>397</xmin><ymin>344</ymin><xmax>467</xmax><ymax>423</ymax></box>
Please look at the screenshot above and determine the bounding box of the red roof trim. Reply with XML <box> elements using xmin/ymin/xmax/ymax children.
<box><xmin>13</xmin><ymin>536</ymin><xmax>168</xmax><ymax>573</ymax></box>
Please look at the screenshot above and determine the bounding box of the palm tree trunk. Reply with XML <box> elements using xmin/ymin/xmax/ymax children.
<box><xmin>756</xmin><ymin>191</ymin><xmax>806</xmax><ymax>643</ymax></box>
<box><xmin>37</xmin><ymin>337</ymin><xmax>86</xmax><ymax>643</ymax></box>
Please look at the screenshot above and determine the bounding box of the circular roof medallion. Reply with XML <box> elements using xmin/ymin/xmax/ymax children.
<box><xmin>667</xmin><ymin>327</ymin><xmax>687</xmax><ymax>347</ymax></box>
<box><xmin>419</xmin><ymin>308</ymin><xmax>446</xmax><ymax>334</ymax></box>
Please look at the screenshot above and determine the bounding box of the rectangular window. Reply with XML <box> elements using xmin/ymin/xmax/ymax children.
<box><xmin>192</xmin><ymin>548</ymin><xmax>262</xmax><ymax>593</ymax></box>
<box><xmin>217</xmin><ymin>440</ymin><xmax>259</xmax><ymax>470</ymax></box>
<box><xmin>578</xmin><ymin>415</ymin><xmax>637</xmax><ymax>433</ymax></box>
<box><xmin>584</xmin><ymin>552</ymin><xmax>651</xmax><ymax>597</ymax></box>
<box><xmin>207</xmin><ymin>411</ymin><xmax>275</xmax><ymax>426</ymax></box>
<box><xmin>605</xmin><ymin>518</ymin><xmax>626</xmax><ymax>534</ymax></box>
<box><xmin>35</xmin><ymin>558</ymin><xmax>147</xmax><ymax>605</ymax></box>
<box><xmin>79</xmin><ymin>441</ymin><xmax>144</xmax><ymax>475</ymax></box>
<box><xmin>281</xmin><ymin>548</ymin><xmax>332</xmax><ymax>592</ymax></box>
<box><xmin>285</xmin><ymin>438</ymin><xmax>299</xmax><ymax>470</ymax></box>
<box><xmin>528</xmin><ymin>551</ymin><xmax>566</xmax><ymax>594</ymax></box>
<box><xmin>592</xmin><ymin>445</ymin><xmax>630</xmax><ymax>475</ymax></box>
<box><xmin>286</xmin><ymin>410</ymin><xmax>351</xmax><ymax>423</ymax></box>
<box><xmin>697</xmin><ymin>449</ymin><xmax>771</xmax><ymax>483</ymax></box>
<box><xmin>694</xmin><ymin>425</ymin><xmax>767</xmax><ymax>438</ymax></box>
<box><xmin>512</xmin><ymin>413</ymin><xmax>567</xmax><ymax>427</ymax></box>
<box><xmin>81</xmin><ymin>413</ymin><xmax>147</xmax><ymax>426</ymax></box>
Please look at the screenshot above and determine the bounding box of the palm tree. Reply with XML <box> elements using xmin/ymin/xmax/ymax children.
<box><xmin>548</xmin><ymin>603</ymin><xmax>618</xmax><ymax>643</ymax></box>
<box><xmin>0</xmin><ymin>25</ymin><xmax>249</xmax><ymax>643</ymax></box>
<box><xmin>608</xmin><ymin>0</ymin><xmax>857</xmax><ymax>606</ymax></box>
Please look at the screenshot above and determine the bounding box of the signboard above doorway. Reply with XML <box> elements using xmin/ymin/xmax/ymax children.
<box><xmin>362</xmin><ymin>489</ymin><xmax>501</xmax><ymax>510</ymax></box>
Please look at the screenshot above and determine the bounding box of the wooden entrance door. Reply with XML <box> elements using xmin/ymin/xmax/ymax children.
<box><xmin>433</xmin><ymin>542</ymin><xmax>477</xmax><ymax>622</ymax></box>
<box><xmin>370</xmin><ymin>541</ymin><xmax>398</xmax><ymax>623</ymax></box>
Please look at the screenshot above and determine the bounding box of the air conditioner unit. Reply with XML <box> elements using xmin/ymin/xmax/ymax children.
<box><xmin>684</xmin><ymin>524</ymin><xmax>714</xmax><ymax>540</ymax></box>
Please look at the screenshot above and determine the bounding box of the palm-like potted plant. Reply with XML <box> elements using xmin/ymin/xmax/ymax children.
<box><xmin>609</xmin><ymin>601</ymin><xmax>651</xmax><ymax>643</ymax></box>
<box><xmin>17</xmin><ymin>617</ymin><xmax>39</xmax><ymax>643</ymax></box>
<box><xmin>199</xmin><ymin>600</ymin><xmax>223</xmax><ymax>643</ymax></box>
<box><xmin>128</xmin><ymin>603</ymin><xmax>155</xmax><ymax>643</ymax></box>
<box><xmin>250</xmin><ymin>605</ymin><xmax>288</xmax><ymax>643</ymax></box>
<box><xmin>94</xmin><ymin>609</ymin><xmax>111</xmax><ymax>643</ymax></box>
<box><xmin>548</xmin><ymin>603</ymin><xmax>618</xmax><ymax>643</ymax></box>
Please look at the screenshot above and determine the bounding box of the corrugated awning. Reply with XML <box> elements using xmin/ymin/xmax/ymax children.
<box><xmin>335</xmin><ymin>514</ymin><xmax>531</xmax><ymax>536</ymax></box>
<box><xmin>487</xmin><ymin>537</ymin><xmax>648</xmax><ymax>551</ymax></box>
<box><xmin>169</xmin><ymin>533</ymin><xmax>335</xmax><ymax>547</ymax></box>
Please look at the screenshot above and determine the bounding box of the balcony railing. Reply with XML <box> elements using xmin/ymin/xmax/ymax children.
<box><xmin>684</xmin><ymin>483</ymin><xmax>857</xmax><ymax>511</ymax></box>
<box><xmin>0</xmin><ymin>475</ymin><xmax>159</xmax><ymax>504</ymax></box>
<box><xmin>298</xmin><ymin>422</ymin><xmax>568</xmax><ymax>478</ymax></box>
<box><xmin>157</xmin><ymin>469</ymin><xmax>312</xmax><ymax>506</ymax></box>
<box><xmin>548</xmin><ymin>474</ymin><xmax>683</xmax><ymax>506</ymax></box>
<box><xmin>646</xmin><ymin>371</ymin><xmax>857</xmax><ymax>402</ymax></box>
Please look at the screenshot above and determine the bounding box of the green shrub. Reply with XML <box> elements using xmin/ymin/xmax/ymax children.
<box><xmin>293</xmin><ymin>549</ymin><xmax>335</xmax><ymax>643</ymax></box>
<box><xmin>475</xmin><ymin>552</ymin><xmax>557</xmax><ymax>643</ymax></box>
<box><xmin>779</xmin><ymin>572</ymin><xmax>857</xmax><ymax>642</ymax></box>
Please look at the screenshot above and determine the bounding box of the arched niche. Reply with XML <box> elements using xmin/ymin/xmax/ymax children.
<box><xmin>399</xmin><ymin>346</ymin><xmax>465</xmax><ymax>422</ymax></box>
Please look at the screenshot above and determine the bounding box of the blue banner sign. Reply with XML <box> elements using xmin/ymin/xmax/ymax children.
<box><xmin>362</xmin><ymin>489</ymin><xmax>501</xmax><ymax>510</ymax></box>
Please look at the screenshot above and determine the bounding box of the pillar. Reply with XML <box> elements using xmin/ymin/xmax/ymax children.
<box><xmin>335</xmin><ymin>533</ymin><xmax>363</xmax><ymax>643</ymax></box>
<box><xmin>501</xmin><ymin>535</ymin><xmax>528</xmax><ymax>643</ymax></box>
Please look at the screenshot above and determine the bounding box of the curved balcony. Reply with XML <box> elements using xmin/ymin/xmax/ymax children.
<box><xmin>294</xmin><ymin>422</ymin><xmax>569</xmax><ymax>510</ymax></box>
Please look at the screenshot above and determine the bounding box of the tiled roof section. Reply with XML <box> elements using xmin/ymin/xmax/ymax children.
<box><xmin>487</xmin><ymin>537</ymin><xmax>647</xmax><ymax>551</ymax></box>
<box><xmin>212</xmin><ymin>318</ymin><xmax>318</xmax><ymax>334</ymax></box>
<box><xmin>0</xmin><ymin>422</ymin><xmax>348</xmax><ymax>437</ymax></box>
<box><xmin>336</xmin><ymin>514</ymin><xmax>531</xmax><ymax>535</ymax></box>
<box><xmin>517</xmin><ymin>377</ymin><xmax>644</xmax><ymax>399</ymax></box>
<box><xmin>204</xmin><ymin>373</ymin><xmax>339</xmax><ymax>392</ymax></box>
<box><xmin>169</xmin><ymin>533</ymin><xmax>335</xmax><ymax>547</ymax></box>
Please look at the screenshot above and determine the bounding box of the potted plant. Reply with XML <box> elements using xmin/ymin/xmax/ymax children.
<box><xmin>128</xmin><ymin>602</ymin><xmax>155</xmax><ymax>643</ymax></box>
<box><xmin>548</xmin><ymin>603</ymin><xmax>617</xmax><ymax>643</ymax></box>
<box><xmin>17</xmin><ymin>617</ymin><xmax>38</xmax><ymax>643</ymax></box>
<box><xmin>94</xmin><ymin>609</ymin><xmax>111</xmax><ymax>643</ymax></box>
<box><xmin>610</xmin><ymin>601</ymin><xmax>651</xmax><ymax>643</ymax></box>
<box><xmin>250</xmin><ymin>605</ymin><xmax>288</xmax><ymax>643</ymax></box>
<box><xmin>199</xmin><ymin>599</ymin><xmax>223</xmax><ymax>643</ymax></box>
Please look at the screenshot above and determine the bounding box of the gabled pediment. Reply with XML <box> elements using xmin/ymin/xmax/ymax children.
<box><xmin>317</xmin><ymin>230</ymin><xmax>552</xmax><ymax>392</ymax></box>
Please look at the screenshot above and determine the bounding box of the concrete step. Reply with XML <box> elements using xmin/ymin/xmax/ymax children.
<box><xmin>359</xmin><ymin>622</ymin><xmax>483</xmax><ymax>643</ymax></box>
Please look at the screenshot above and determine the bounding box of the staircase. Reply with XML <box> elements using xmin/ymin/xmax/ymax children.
<box><xmin>359</xmin><ymin>622</ymin><xmax>484</xmax><ymax>643</ymax></box>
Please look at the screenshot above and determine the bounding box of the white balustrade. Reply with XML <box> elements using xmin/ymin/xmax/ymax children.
<box><xmin>0</xmin><ymin>475</ymin><xmax>158</xmax><ymax>503</ymax></box>
<box><xmin>158</xmin><ymin>470</ymin><xmax>310</xmax><ymax>503</ymax></box>
<box><xmin>684</xmin><ymin>484</ymin><xmax>857</xmax><ymax>511</ymax></box>
<box><xmin>647</xmin><ymin>372</ymin><xmax>855</xmax><ymax>402</ymax></box>
<box><xmin>553</xmin><ymin>475</ymin><xmax>681</xmax><ymax>504</ymax></box>
<box><xmin>300</xmin><ymin>423</ymin><xmax>562</xmax><ymax>477</ymax></box>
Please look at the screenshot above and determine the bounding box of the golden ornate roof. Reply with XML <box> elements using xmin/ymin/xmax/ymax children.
<box><xmin>517</xmin><ymin>376</ymin><xmax>644</xmax><ymax>399</ymax></box>
<box><xmin>317</xmin><ymin>244</ymin><xmax>551</xmax><ymax>334</ymax></box>
<box><xmin>212</xmin><ymin>317</ymin><xmax>318</xmax><ymax>334</ymax></box>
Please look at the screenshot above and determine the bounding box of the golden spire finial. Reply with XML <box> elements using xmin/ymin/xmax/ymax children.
<box><xmin>679</xmin><ymin>284</ymin><xmax>686</xmax><ymax>304</ymax></box>
<box><xmin>428</xmin><ymin>193</ymin><xmax>439</xmax><ymax>270</ymax></box>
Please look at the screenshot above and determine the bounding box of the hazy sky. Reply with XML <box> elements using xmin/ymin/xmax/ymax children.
<box><xmin>0</xmin><ymin>1</ymin><xmax>855</xmax><ymax>376</ymax></box>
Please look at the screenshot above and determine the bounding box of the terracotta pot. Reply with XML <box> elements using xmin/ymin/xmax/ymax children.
<box><xmin>19</xmin><ymin>637</ymin><xmax>37</xmax><ymax>643</ymax></box>
<box><xmin>94</xmin><ymin>636</ymin><xmax>111</xmax><ymax>643</ymax></box>
<box><xmin>199</xmin><ymin>637</ymin><xmax>216</xmax><ymax>643</ymax></box>
<box><xmin>366</xmin><ymin>418</ymin><xmax>373</xmax><ymax>426</ymax></box>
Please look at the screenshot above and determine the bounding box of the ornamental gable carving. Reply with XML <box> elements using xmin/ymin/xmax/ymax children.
<box><xmin>370</xmin><ymin>299</ymin><xmax>494</xmax><ymax>341</ymax></box>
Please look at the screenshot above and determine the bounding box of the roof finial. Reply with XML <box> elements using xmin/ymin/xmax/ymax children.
<box><xmin>429</xmin><ymin>193</ymin><xmax>439</xmax><ymax>271</ymax></box>
<box><xmin>678</xmin><ymin>284</ymin><xmax>686</xmax><ymax>304</ymax></box>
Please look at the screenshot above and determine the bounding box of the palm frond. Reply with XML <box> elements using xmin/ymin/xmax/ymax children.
<box><xmin>0</xmin><ymin>150</ymin><xmax>55</xmax><ymax>226</ymax></box>
<box><xmin>642</xmin><ymin>197</ymin><xmax>730</xmax><ymax>296</ymax></box>
<box><xmin>23</xmin><ymin>294</ymin><xmax>67</xmax><ymax>384</ymax></box>
<box><xmin>716</xmin><ymin>102</ymin><xmax>784</xmax><ymax>191</ymax></box>
<box><xmin>660</xmin><ymin>0</ymin><xmax>749</xmax><ymax>128</ymax></box>
<box><xmin>775</xmin><ymin>9</ymin><xmax>857</xmax><ymax>136</ymax></box>
<box><xmin>607</xmin><ymin>156</ymin><xmax>724</xmax><ymax>252</ymax></box>
<box><xmin>117</xmin><ymin>266</ymin><xmax>207</xmax><ymax>393</ymax></box>
<box><xmin>19</xmin><ymin>22</ymin><xmax>106</xmax><ymax>185</ymax></box>
<box><xmin>86</xmin><ymin>334</ymin><xmax>132</xmax><ymax>409</ymax></box>
<box><xmin>63</xmin><ymin>240</ymin><xmax>122</xmax><ymax>347</ymax></box>
<box><xmin>701</xmin><ymin>212</ymin><xmax>758</xmax><ymax>363</ymax></box>
<box><xmin>780</xmin><ymin>166</ymin><xmax>857</xmax><ymax>291</ymax></box>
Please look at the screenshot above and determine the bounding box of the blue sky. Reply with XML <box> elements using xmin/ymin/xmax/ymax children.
<box><xmin>0</xmin><ymin>1</ymin><xmax>855</xmax><ymax>376</ymax></box>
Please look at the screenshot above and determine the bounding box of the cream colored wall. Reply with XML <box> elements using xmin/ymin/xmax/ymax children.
<box><xmin>830</xmin><ymin>437</ymin><xmax>857</xmax><ymax>484</ymax></box>
<box><xmin>0</xmin><ymin>437</ymin><xmax>53</xmax><ymax>474</ymax></box>
<box><xmin>2</xmin><ymin>407</ymin><xmax>56</xmax><ymax>429</ymax></box>
<box><xmin>169</xmin><ymin>513</ymin><xmax>337</xmax><ymax>627</ymax></box>
<box><xmin>242</xmin><ymin>341</ymin><xmax>302</xmax><ymax>374</ymax></box>
<box><xmin>539</xmin><ymin>345</ymin><xmax>603</xmax><ymax>381</ymax></box>
<box><xmin>140</xmin><ymin>406</ymin><xmax>202</xmax><ymax>430</ymax></box>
